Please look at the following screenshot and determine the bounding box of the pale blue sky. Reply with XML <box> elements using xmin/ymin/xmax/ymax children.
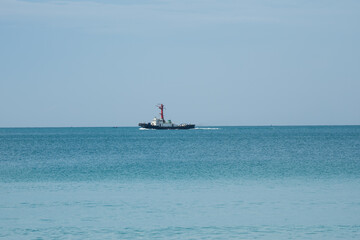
<box><xmin>0</xmin><ymin>0</ymin><xmax>359</xmax><ymax>127</ymax></box>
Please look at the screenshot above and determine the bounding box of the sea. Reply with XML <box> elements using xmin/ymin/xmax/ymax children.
<box><xmin>0</xmin><ymin>126</ymin><xmax>359</xmax><ymax>239</ymax></box>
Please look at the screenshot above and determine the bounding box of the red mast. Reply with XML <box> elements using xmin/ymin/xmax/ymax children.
<box><xmin>157</xmin><ymin>104</ymin><xmax>165</xmax><ymax>121</ymax></box>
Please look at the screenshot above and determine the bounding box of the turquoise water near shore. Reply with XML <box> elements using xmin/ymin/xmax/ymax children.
<box><xmin>1</xmin><ymin>126</ymin><xmax>360</xmax><ymax>239</ymax></box>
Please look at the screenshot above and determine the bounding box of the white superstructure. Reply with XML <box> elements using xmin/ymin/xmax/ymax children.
<box><xmin>151</xmin><ymin>117</ymin><xmax>176</xmax><ymax>127</ymax></box>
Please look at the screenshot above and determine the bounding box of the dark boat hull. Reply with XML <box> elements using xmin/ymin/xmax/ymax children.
<box><xmin>139</xmin><ymin>123</ymin><xmax>195</xmax><ymax>130</ymax></box>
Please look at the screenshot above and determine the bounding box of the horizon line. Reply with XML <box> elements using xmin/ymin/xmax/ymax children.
<box><xmin>0</xmin><ymin>124</ymin><xmax>360</xmax><ymax>129</ymax></box>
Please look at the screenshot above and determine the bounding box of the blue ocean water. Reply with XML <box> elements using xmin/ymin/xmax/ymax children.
<box><xmin>0</xmin><ymin>126</ymin><xmax>359</xmax><ymax>239</ymax></box>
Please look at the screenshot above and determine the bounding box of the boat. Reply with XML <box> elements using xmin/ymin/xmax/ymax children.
<box><xmin>139</xmin><ymin>104</ymin><xmax>195</xmax><ymax>130</ymax></box>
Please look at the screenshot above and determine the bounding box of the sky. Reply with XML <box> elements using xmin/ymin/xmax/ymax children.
<box><xmin>0</xmin><ymin>0</ymin><xmax>359</xmax><ymax>127</ymax></box>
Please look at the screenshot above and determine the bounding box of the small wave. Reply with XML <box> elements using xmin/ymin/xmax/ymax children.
<box><xmin>139</xmin><ymin>128</ymin><xmax>155</xmax><ymax>130</ymax></box>
<box><xmin>195</xmin><ymin>127</ymin><xmax>220</xmax><ymax>130</ymax></box>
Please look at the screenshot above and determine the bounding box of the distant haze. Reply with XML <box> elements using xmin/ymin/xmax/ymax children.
<box><xmin>1</xmin><ymin>0</ymin><xmax>359</xmax><ymax>127</ymax></box>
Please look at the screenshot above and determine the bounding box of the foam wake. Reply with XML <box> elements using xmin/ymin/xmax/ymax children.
<box><xmin>139</xmin><ymin>127</ymin><xmax>155</xmax><ymax>130</ymax></box>
<box><xmin>195</xmin><ymin>127</ymin><xmax>220</xmax><ymax>130</ymax></box>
